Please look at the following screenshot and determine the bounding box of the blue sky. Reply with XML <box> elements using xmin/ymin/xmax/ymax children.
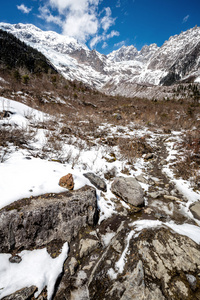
<box><xmin>0</xmin><ymin>0</ymin><xmax>199</xmax><ymax>54</ymax></box>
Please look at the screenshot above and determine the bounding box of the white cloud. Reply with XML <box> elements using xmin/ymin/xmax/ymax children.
<box><xmin>106</xmin><ymin>30</ymin><xmax>119</xmax><ymax>39</ymax></box>
<box><xmin>114</xmin><ymin>40</ymin><xmax>126</xmax><ymax>48</ymax></box>
<box><xmin>38</xmin><ymin>0</ymin><xmax>118</xmax><ymax>47</ymax></box>
<box><xmin>101</xmin><ymin>7</ymin><xmax>115</xmax><ymax>31</ymax></box>
<box><xmin>90</xmin><ymin>30</ymin><xmax>119</xmax><ymax>48</ymax></box>
<box><xmin>90</xmin><ymin>35</ymin><xmax>102</xmax><ymax>48</ymax></box>
<box><xmin>102</xmin><ymin>42</ymin><xmax>108</xmax><ymax>49</ymax></box>
<box><xmin>17</xmin><ymin>4</ymin><xmax>32</xmax><ymax>14</ymax></box>
<box><xmin>116</xmin><ymin>0</ymin><xmax>121</xmax><ymax>8</ymax></box>
<box><xmin>62</xmin><ymin>10</ymin><xmax>98</xmax><ymax>42</ymax></box>
<box><xmin>38</xmin><ymin>6</ymin><xmax>63</xmax><ymax>26</ymax></box>
<box><xmin>183</xmin><ymin>15</ymin><xmax>189</xmax><ymax>23</ymax></box>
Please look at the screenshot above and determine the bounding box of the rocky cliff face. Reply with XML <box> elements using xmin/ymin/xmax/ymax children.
<box><xmin>0</xmin><ymin>23</ymin><xmax>199</xmax><ymax>98</ymax></box>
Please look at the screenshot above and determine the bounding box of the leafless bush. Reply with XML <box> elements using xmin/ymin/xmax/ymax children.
<box><xmin>118</xmin><ymin>136</ymin><xmax>152</xmax><ymax>164</ymax></box>
<box><xmin>0</xmin><ymin>125</ymin><xmax>36</xmax><ymax>148</ymax></box>
<box><xmin>173</xmin><ymin>130</ymin><xmax>200</xmax><ymax>187</ymax></box>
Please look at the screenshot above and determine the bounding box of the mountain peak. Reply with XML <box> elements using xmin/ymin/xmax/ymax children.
<box><xmin>0</xmin><ymin>22</ymin><xmax>199</xmax><ymax>95</ymax></box>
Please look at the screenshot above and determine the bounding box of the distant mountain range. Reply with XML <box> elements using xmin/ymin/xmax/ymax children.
<box><xmin>0</xmin><ymin>22</ymin><xmax>200</xmax><ymax>98</ymax></box>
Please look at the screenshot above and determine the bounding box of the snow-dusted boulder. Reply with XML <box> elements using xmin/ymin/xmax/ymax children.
<box><xmin>111</xmin><ymin>176</ymin><xmax>144</xmax><ymax>207</ymax></box>
<box><xmin>0</xmin><ymin>185</ymin><xmax>98</xmax><ymax>253</ymax></box>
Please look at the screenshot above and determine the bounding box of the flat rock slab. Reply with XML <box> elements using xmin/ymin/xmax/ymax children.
<box><xmin>111</xmin><ymin>176</ymin><xmax>144</xmax><ymax>207</ymax></box>
<box><xmin>190</xmin><ymin>202</ymin><xmax>200</xmax><ymax>220</ymax></box>
<box><xmin>0</xmin><ymin>185</ymin><xmax>98</xmax><ymax>253</ymax></box>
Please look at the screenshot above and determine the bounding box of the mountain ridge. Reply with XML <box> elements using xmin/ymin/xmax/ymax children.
<box><xmin>0</xmin><ymin>22</ymin><xmax>200</xmax><ymax>98</ymax></box>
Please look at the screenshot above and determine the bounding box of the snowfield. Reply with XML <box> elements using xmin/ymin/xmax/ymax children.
<box><xmin>0</xmin><ymin>97</ymin><xmax>200</xmax><ymax>299</ymax></box>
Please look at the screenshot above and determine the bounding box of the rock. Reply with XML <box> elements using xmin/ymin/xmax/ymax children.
<box><xmin>119</xmin><ymin>260</ymin><xmax>165</xmax><ymax>300</ymax></box>
<box><xmin>59</xmin><ymin>173</ymin><xmax>74</xmax><ymax>190</ymax></box>
<box><xmin>144</xmin><ymin>153</ymin><xmax>154</xmax><ymax>160</ymax></box>
<box><xmin>0</xmin><ymin>186</ymin><xmax>98</xmax><ymax>252</ymax></box>
<box><xmin>135</xmin><ymin>228</ymin><xmax>200</xmax><ymax>299</ymax></box>
<box><xmin>160</xmin><ymin>159</ymin><xmax>166</xmax><ymax>165</ymax></box>
<box><xmin>69</xmin><ymin>257</ymin><xmax>78</xmax><ymax>276</ymax></box>
<box><xmin>104</xmin><ymin>167</ymin><xmax>117</xmax><ymax>180</ymax></box>
<box><xmin>164</xmin><ymin>195</ymin><xmax>182</xmax><ymax>202</ymax></box>
<box><xmin>2</xmin><ymin>286</ymin><xmax>37</xmax><ymax>300</ymax></box>
<box><xmin>79</xmin><ymin>238</ymin><xmax>99</xmax><ymax>258</ymax></box>
<box><xmin>163</xmin><ymin>127</ymin><xmax>171</xmax><ymax>134</ymax></box>
<box><xmin>54</xmin><ymin>212</ymin><xmax>200</xmax><ymax>300</ymax></box>
<box><xmin>83</xmin><ymin>172</ymin><xmax>107</xmax><ymax>192</ymax></box>
<box><xmin>135</xmin><ymin>174</ymin><xmax>148</xmax><ymax>184</ymax></box>
<box><xmin>70</xmin><ymin>271</ymin><xmax>89</xmax><ymax>300</ymax></box>
<box><xmin>143</xmin><ymin>207</ymin><xmax>153</xmax><ymax>214</ymax></box>
<box><xmin>111</xmin><ymin>177</ymin><xmax>144</xmax><ymax>207</ymax></box>
<box><xmin>112</xmin><ymin>239</ymin><xmax>122</xmax><ymax>253</ymax></box>
<box><xmin>186</xmin><ymin>274</ymin><xmax>197</xmax><ymax>290</ymax></box>
<box><xmin>88</xmin><ymin>226</ymin><xmax>200</xmax><ymax>300</ymax></box>
<box><xmin>190</xmin><ymin>202</ymin><xmax>200</xmax><ymax>220</ymax></box>
<box><xmin>9</xmin><ymin>255</ymin><xmax>22</xmax><ymax>264</ymax></box>
<box><xmin>148</xmin><ymin>190</ymin><xmax>165</xmax><ymax>198</ymax></box>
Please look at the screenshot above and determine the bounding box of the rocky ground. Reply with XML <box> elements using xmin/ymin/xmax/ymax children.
<box><xmin>0</xmin><ymin>95</ymin><xmax>200</xmax><ymax>300</ymax></box>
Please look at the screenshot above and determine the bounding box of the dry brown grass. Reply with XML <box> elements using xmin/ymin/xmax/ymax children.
<box><xmin>173</xmin><ymin>130</ymin><xmax>200</xmax><ymax>187</ymax></box>
<box><xmin>1</xmin><ymin>67</ymin><xmax>200</xmax><ymax>133</ymax></box>
<box><xmin>118</xmin><ymin>136</ymin><xmax>153</xmax><ymax>164</ymax></box>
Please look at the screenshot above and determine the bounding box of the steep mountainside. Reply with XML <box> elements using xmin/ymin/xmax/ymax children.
<box><xmin>0</xmin><ymin>29</ymin><xmax>57</xmax><ymax>74</ymax></box>
<box><xmin>0</xmin><ymin>23</ymin><xmax>199</xmax><ymax>97</ymax></box>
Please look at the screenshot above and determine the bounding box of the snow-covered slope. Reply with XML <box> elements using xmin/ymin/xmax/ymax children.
<box><xmin>0</xmin><ymin>22</ymin><xmax>200</xmax><ymax>96</ymax></box>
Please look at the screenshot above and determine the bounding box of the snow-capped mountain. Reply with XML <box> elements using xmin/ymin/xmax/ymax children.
<box><xmin>0</xmin><ymin>22</ymin><xmax>200</xmax><ymax>97</ymax></box>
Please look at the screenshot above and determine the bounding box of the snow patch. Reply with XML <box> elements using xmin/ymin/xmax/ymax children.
<box><xmin>0</xmin><ymin>242</ymin><xmax>69</xmax><ymax>300</ymax></box>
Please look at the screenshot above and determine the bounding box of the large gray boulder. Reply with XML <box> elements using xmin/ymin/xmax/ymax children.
<box><xmin>111</xmin><ymin>176</ymin><xmax>144</xmax><ymax>206</ymax></box>
<box><xmin>0</xmin><ymin>185</ymin><xmax>98</xmax><ymax>253</ymax></box>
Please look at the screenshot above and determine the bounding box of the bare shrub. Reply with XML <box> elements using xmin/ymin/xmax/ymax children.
<box><xmin>118</xmin><ymin>136</ymin><xmax>152</xmax><ymax>164</ymax></box>
<box><xmin>173</xmin><ymin>130</ymin><xmax>200</xmax><ymax>187</ymax></box>
<box><xmin>0</xmin><ymin>126</ymin><xmax>36</xmax><ymax>148</ymax></box>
